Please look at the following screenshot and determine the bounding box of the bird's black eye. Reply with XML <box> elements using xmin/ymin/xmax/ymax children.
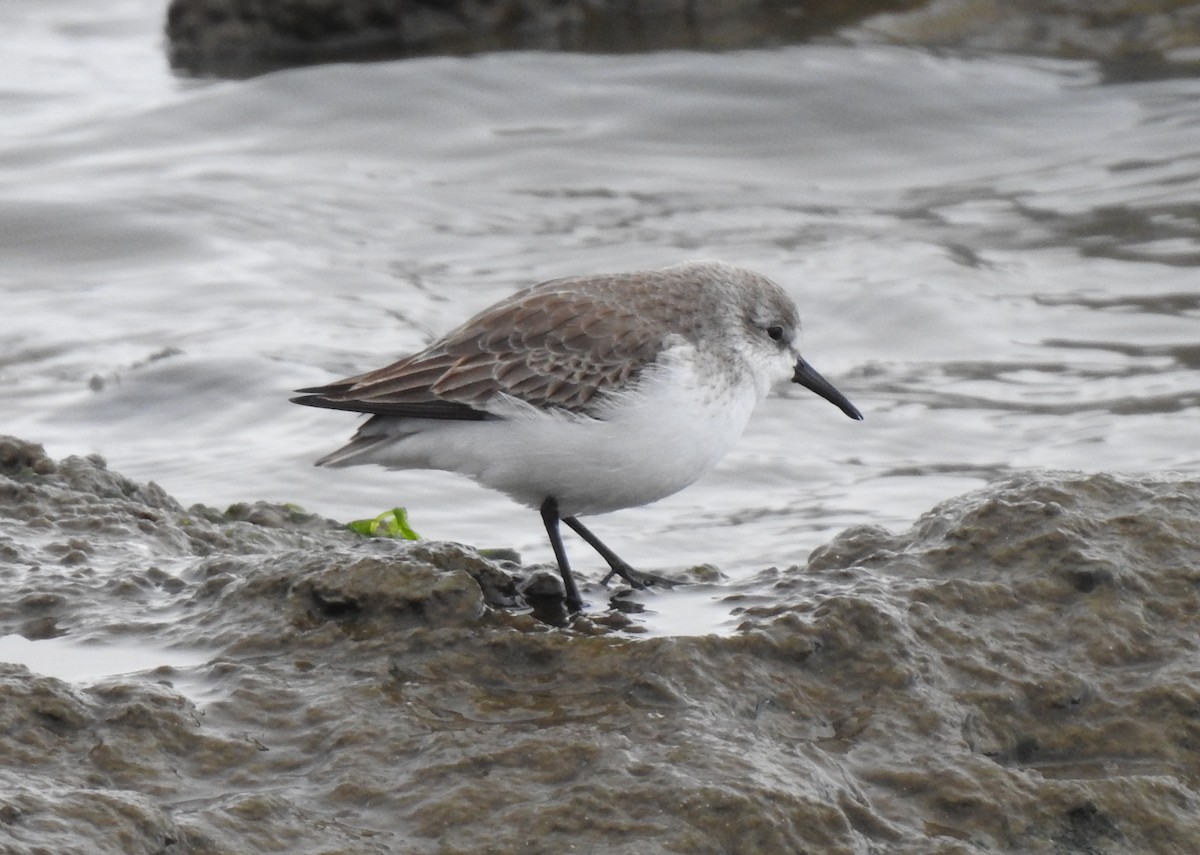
<box><xmin>766</xmin><ymin>325</ymin><xmax>785</xmax><ymax>342</ymax></box>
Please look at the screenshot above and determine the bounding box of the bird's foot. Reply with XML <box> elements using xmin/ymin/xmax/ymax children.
<box><xmin>600</xmin><ymin>564</ymin><xmax>680</xmax><ymax>590</ymax></box>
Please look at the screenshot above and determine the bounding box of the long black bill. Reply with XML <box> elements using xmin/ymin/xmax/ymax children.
<box><xmin>792</xmin><ymin>357</ymin><xmax>864</xmax><ymax>421</ymax></box>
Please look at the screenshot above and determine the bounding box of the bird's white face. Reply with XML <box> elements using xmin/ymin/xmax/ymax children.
<box><xmin>731</xmin><ymin>286</ymin><xmax>804</xmax><ymax>399</ymax></box>
<box><xmin>731</xmin><ymin>283</ymin><xmax>862</xmax><ymax>421</ymax></box>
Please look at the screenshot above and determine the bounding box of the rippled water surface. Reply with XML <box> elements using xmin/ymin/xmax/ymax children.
<box><xmin>4</xmin><ymin>2</ymin><xmax>1199</xmax><ymax>585</ymax></box>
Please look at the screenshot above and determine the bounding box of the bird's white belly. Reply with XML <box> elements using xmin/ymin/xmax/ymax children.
<box><xmin>485</xmin><ymin>372</ymin><xmax>757</xmax><ymax>517</ymax></box>
<box><xmin>366</xmin><ymin>352</ymin><xmax>762</xmax><ymax>518</ymax></box>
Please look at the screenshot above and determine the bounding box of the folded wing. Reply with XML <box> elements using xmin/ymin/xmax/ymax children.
<box><xmin>292</xmin><ymin>278</ymin><xmax>666</xmax><ymax>421</ymax></box>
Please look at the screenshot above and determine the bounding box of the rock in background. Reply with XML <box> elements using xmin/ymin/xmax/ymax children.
<box><xmin>163</xmin><ymin>0</ymin><xmax>920</xmax><ymax>76</ymax></box>
<box><xmin>165</xmin><ymin>0</ymin><xmax>1200</xmax><ymax>77</ymax></box>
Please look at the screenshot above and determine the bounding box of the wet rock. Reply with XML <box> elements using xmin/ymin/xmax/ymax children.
<box><xmin>164</xmin><ymin>0</ymin><xmax>922</xmax><ymax>77</ymax></box>
<box><xmin>0</xmin><ymin>436</ymin><xmax>57</xmax><ymax>478</ymax></box>
<box><xmin>0</xmin><ymin>786</ymin><xmax>179</xmax><ymax>855</ymax></box>
<box><xmin>295</xmin><ymin>551</ymin><xmax>486</xmax><ymax>628</ymax></box>
<box><xmin>2</xmin><ymin>436</ymin><xmax>1200</xmax><ymax>853</ymax></box>
<box><xmin>853</xmin><ymin>0</ymin><xmax>1200</xmax><ymax>80</ymax></box>
<box><xmin>164</xmin><ymin>0</ymin><xmax>1200</xmax><ymax>79</ymax></box>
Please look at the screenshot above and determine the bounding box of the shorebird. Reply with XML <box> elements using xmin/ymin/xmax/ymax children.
<box><xmin>293</xmin><ymin>261</ymin><xmax>862</xmax><ymax>610</ymax></box>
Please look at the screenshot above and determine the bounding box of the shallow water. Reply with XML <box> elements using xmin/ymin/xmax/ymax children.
<box><xmin>0</xmin><ymin>634</ymin><xmax>208</xmax><ymax>682</ymax></box>
<box><xmin>4</xmin><ymin>5</ymin><xmax>1200</xmax><ymax>600</ymax></box>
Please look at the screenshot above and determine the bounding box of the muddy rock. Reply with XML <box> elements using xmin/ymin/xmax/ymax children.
<box><xmin>1</xmin><ymin>435</ymin><xmax>1199</xmax><ymax>853</ymax></box>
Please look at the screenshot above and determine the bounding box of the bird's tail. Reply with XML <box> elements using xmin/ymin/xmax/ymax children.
<box><xmin>314</xmin><ymin>434</ymin><xmax>390</xmax><ymax>467</ymax></box>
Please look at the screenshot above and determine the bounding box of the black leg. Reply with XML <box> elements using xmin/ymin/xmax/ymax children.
<box><xmin>539</xmin><ymin>498</ymin><xmax>583</xmax><ymax>611</ymax></box>
<box><xmin>561</xmin><ymin>513</ymin><xmax>657</xmax><ymax>588</ymax></box>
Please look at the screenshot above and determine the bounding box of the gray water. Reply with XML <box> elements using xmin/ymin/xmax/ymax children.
<box><xmin>4</xmin><ymin>2</ymin><xmax>1199</xmax><ymax>601</ymax></box>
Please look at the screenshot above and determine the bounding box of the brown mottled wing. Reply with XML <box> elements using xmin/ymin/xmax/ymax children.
<box><xmin>291</xmin><ymin>275</ymin><xmax>678</xmax><ymax>420</ymax></box>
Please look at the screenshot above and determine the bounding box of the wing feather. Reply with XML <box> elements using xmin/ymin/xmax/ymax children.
<box><xmin>291</xmin><ymin>274</ymin><xmax>682</xmax><ymax>420</ymax></box>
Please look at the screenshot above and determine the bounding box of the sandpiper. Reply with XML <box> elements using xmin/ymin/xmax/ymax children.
<box><xmin>293</xmin><ymin>261</ymin><xmax>862</xmax><ymax>611</ymax></box>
